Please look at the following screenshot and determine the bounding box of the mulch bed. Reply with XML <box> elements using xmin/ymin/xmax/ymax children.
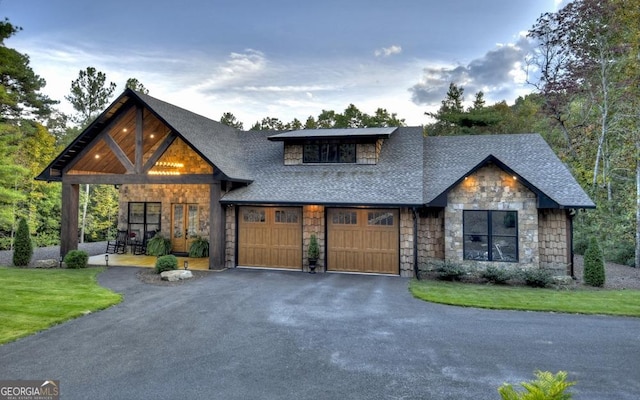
<box><xmin>135</xmin><ymin>269</ymin><xmax>212</xmax><ymax>286</ymax></box>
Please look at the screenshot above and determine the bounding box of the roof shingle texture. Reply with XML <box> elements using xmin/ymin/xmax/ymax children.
<box><xmin>423</xmin><ymin>134</ymin><xmax>595</xmax><ymax>208</ymax></box>
<box><xmin>221</xmin><ymin>127</ymin><xmax>425</xmax><ymax>205</ymax></box>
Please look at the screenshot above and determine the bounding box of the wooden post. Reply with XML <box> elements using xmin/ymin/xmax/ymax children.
<box><xmin>60</xmin><ymin>182</ymin><xmax>80</xmax><ymax>258</ymax></box>
<box><xmin>209</xmin><ymin>182</ymin><xmax>225</xmax><ymax>270</ymax></box>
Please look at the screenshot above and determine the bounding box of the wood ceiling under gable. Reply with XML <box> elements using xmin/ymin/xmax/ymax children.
<box><xmin>68</xmin><ymin>106</ymin><xmax>172</xmax><ymax>175</ymax></box>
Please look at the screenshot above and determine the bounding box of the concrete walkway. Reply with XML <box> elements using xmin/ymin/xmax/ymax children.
<box><xmin>1</xmin><ymin>268</ymin><xmax>639</xmax><ymax>399</ymax></box>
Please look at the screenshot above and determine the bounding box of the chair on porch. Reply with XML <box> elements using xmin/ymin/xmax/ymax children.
<box><xmin>106</xmin><ymin>230</ymin><xmax>128</xmax><ymax>254</ymax></box>
<box><xmin>133</xmin><ymin>230</ymin><xmax>156</xmax><ymax>255</ymax></box>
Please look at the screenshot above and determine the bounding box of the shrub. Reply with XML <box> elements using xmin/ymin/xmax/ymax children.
<box><xmin>308</xmin><ymin>234</ymin><xmax>320</xmax><ymax>260</ymax></box>
<box><xmin>498</xmin><ymin>370</ymin><xmax>575</xmax><ymax>399</ymax></box>
<box><xmin>147</xmin><ymin>234</ymin><xmax>171</xmax><ymax>256</ymax></box>
<box><xmin>584</xmin><ymin>237</ymin><xmax>605</xmax><ymax>287</ymax></box>
<box><xmin>572</xmin><ymin>237</ymin><xmax>588</xmax><ymax>256</ymax></box>
<box><xmin>521</xmin><ymin>268</ymin><xmax>554</xmax><ymax>288</ymax></box>
<box><xmin>188</xmin><ymin>236</ymin><xmax>209</xmax><ymax>258</ymax></box>
<box><xmin>434</xmin><ymin>260</ymin><xmax>468</xmax><ymax>281</ymax></box>
<box><xmin>64</xmin><ymin>250</ymin><xmax>89</xmax><ymax>269</ymax></box>
<box><xmin>481</xmin><ymin>265</ymin><xmax>513</xmax><ymax>284</ymax></box>
<box><xmin>155</xmin><ymin>255</ymin><xmax>178</xmax><ymax>274</ymax></box>
<box><xmin>607</xmin><ymin>242</ymin><xmax>635</xmax><ymax>267</ymax></box>
<box><xmin>12</xmin><ymin>217</ymin><xmax>33</xmax><ymax>267</ymax></box>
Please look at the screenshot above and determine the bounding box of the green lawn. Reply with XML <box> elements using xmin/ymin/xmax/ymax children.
<box><xmin>0</xmin><ymin>267</ymin><xmax>122</xmax><ymax>344</ymax></box>
<box><xmin>409</xmin><ymin>279</ymin><xmax>640</xmax><ymax>317</ymax></box>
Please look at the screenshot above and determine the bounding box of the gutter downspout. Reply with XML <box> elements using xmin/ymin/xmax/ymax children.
<box><xmin>569</xmin><ymin>209</ymin><xmax>575</xmax><ymax>279</ymax></box>
<box><xmin>412</xmin><ymin>207</ymin><xmax>419</xmax><ymax>280</ymax></box>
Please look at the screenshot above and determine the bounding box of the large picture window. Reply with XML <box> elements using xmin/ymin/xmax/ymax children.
<box><xmin>463</xmin><ymin>210</ymin><xmax>518</xmax><ymax>262</ymax></box>
<box><xmin>303</xmin><ymin>141</ymin><xmax>356</xmax><ymax>163</ymax></box>
<box><xmin>128</xmin><ymin>202</ymin><xmax>161</xmax><ymax>242</ymax></box>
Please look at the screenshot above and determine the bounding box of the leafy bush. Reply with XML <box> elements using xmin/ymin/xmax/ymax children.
<box><xmin>572</xmin><ymin>237</ymin><xmax>588</xmax><ymax>256</ymax></box>
<box><xmin>13</xmin><ymin>217</ymin><xmax>33</xmax><ymax>267</ymax></box>
<box><xmin>147</xmin><ymin>234</ymin><xmax>171</xmax><ymax>256</ymax></box>
<box><xmin>434</xmin><ymin>260</ymin><xmax>468</xmax><ymax>281</ymax></box>
<box><xmin>64</xmin><ymin>250</ymin><xmax>89</xmax><ymax>269</ymax></box>
<box><xmin>481</xmin><ymin>265</ymin><xmax>513</xmax><ymax>284</ymax></box>
<box><xmin>584</xmin><ymin>237</ymin><xmax>605</xmax><ymax>287</ymax></box>
<box><xmin>608</xmin><ymin>242</ymin><xmax>635</xmax><ymax>267</ymax></box>
<box><xmin>498</xmin><ymin>370</ymin><xmax>575</xmax><ymax>399</ymax></box>
<box><xmin>155</xmin><ymin>255</ymin><xmax>178</xmax><ymax>274</ymax></box>
<box><xmin>188</xmin><ymin>236</ymin><xmax>209</xmax><ymax>258</ymax></box>
<box><xmin>521</xmin><ymin>268</ymin><xmax>554</xmax><ymax>288</ymax></box>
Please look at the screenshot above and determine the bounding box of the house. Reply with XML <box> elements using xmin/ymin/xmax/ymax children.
<box><xmin>37</xmin><ymin>89</ymin><xmax>595</xmax><ymax>277</ymax></box>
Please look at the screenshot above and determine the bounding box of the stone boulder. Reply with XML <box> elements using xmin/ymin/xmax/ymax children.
<box><xmin>33</xmin><ymin>259</ymin><xmax>62</xmax><ymax>269</ymax></box>
<box><xmin>160</xmin><ymin>270</ymin><xmax>193</xmax><ymax>282</ymax></box>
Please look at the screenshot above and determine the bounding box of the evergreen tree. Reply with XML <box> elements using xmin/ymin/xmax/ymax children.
<box><xmin>12</xmin><ymin>217</ymin><xmax>32</xmax><ymax>266</ymax></box>
<box><xmin>584</xmin><ymin>237</ymin><xmax>605</xmax><ymax>287</ymax></box>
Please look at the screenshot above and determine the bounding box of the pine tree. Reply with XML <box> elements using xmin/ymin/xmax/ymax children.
<box><xmin>12</xmin><ymin>217</ymin><xmax>32</xmax><ymax>266</ymax></box>
<box><xmin>584</xmin><ymin>237</ymin><xmax>605</xmax><ymax>287</ymax></box>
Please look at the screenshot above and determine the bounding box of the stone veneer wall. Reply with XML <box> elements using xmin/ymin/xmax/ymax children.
<box><xmin>538</xmin><ymin>209</ymin><xmax>570</xmax><ymax>272</ymax></box>
<box><xmin>302</xmin><ymin>205</ymin><xmax>325</xmax><ymax>272</ymax></box>
<box><xmin>225</xmin><ymin>205</ymin><xmax>236</xmax><ymax>268</ymax></box>
<box><xmin>418</xmin><ymin>209</ymin><xmax>445</xmax><ymax>266</ymax></box>
<box><xmin>444</xmin><ymin>164</ymin><xmax>539</xmax><ymax>268</ymax></box>
<box><xmin>399</xmin><ymin>207</ymin><xmax>415</xmax><ymax>277</ymax></box>
<box><xmin>283</xmin><ymin>142</ymin><xmax>383</xmax><ymax>165</ymax></box>
<box><xmin>118</xmin><ymin>184</ymin><xmax>211</xmax><ymax>238</ymax></box>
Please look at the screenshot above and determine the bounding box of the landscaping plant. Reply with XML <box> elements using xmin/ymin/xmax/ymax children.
<box><xmin>12</xmin><ymin>217</ymin><xmax>33</xmax><ymax>267</ymax></box>
<box><xmin>155</xmin><ymin>255</ymin><xmax>178</xmax><ymax>273</ymax></box>
<box><xmin>147</xmin><ymin>233</ymin><xmax>171</xmax><ymax>256</ymax></box>
<box><xmin>188</xmin><ymin>236</ymin><xmax>209</xmax><ymax>258</ymax></box>
<box><xmin>583</xmin><ymin>237</ymin><xmax>605</xmax><ymax>287</ymax></box>
<box><xmin>498</xmin><ymin>370</ymin><xmax>575</xmax><ymax>400</ymax></box>
<box><xmin>308</xmin><ymin>234</ymin><xmax>320</xmax><ymax>261</ymax></box>
<box><xmin>64</xmin><ymin>250</ymin><xmax>89</xmax><ymax>269</ymax></box>
<box><xmin>481</xmin><ymin>265</ymin><xmax>513</xmax><ymax>284</ymax></box>
<box><xmin>521</xmin><ymin>268</ymin><xmax>554</xmax><ymax>288</ymax></box>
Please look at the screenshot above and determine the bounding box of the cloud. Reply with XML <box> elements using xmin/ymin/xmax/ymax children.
<box><xmin>409</xmin><ymin>37</ymin><xmax>534</xmax><ymax>105</ymax></box>
<box><xmin>374</xmin><ymin>45</ymin><xmax>402</xmax><ymax>58</ymax></box>
<box><xmin>195</xmin><ymin>49</ymin><xmax>267</xmax><ymax>92</ymax></box>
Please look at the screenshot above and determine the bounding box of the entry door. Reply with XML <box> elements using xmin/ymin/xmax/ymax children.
<box><xmin>171</xmin><ymin>204</ymin><xmax>199</xmax><ymax>254</ymax></box>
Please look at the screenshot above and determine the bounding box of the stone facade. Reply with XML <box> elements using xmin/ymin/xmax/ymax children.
<box><xmin>225</xmin><ymin>205</ymin><xmax>236</xmax><ymax>268</ymax></box>
<box><xmin>283</xmin><ymin>144</ymin><xmax>303</xmax><ymax>165</ymax></box>
<box><xmin>444</xmin><ymin>164</ymin><xmax>539</xmax><ymax>269</ymax></box>
<box><xmin>302</xmin><ymin>205</ymin><xmax>325</xmax><ymax>272</ymax></box>
<box><xmin>418</xmin><ymin>209</ymin><xmax>445</xmax><ymax>265</ymax></box>
<box><xmin>399</xmin><ymin>207</ymin><xmax>415</xmax><ymax>277</ymax></box>
<box><xmin>118</xmin><ymin>184</ymin><xmax>211</xmax><ymax>238</ymax></box>
<box><xmin>538</xmin><ymin>209</ymin><xmax>570</xmax><ymax>272</ymax></box>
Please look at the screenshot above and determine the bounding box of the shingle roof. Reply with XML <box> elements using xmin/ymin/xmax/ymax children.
<box><xmin>221</xmin><ymin>127</ymin><xmax>424</xmax><ymax>206</ymax></box>
<box><xmin>423</xmin><ymin>134</ymin><xmax>595</xmax><ymax>208</ymax></box>
<box><xmin>135</xmin><ymin>92</ymin><xmax>252</xmax><ymax>181</ymax></box>
<box><xmin>268</xmin><ymin>127</ymin><xmax>397</xmax><ymax>141</ymax></box>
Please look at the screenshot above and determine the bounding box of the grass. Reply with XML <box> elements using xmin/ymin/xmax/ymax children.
<box><xmin>409</xmin><ymin>279</ymin><xmax>640</xmax><ymax>317</ymax></box>
<box><xmin>0</xmin><ymin>267</ymin><xmax>122</xmax><ymax>344</ymax></box>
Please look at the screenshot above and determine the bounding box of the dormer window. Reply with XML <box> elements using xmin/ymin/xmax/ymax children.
<box><xmin>303</xmin><ymin>141</ymin><xmax>356</xmax><ymax>163</ymax></box>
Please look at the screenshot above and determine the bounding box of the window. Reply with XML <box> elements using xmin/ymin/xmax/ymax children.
<box><xmin>128</xmin><ymin>202</ymin><xmax>161</xmax><ymax>241</ymax></box>
<box><xmin>463</xmin><ymin>210</ymin><xmax>518</xmax><ymax>262</ymax></box>
<box><xmin>332</xmin><ymin>211</ymin><xmax>357</xmax><ymax>225</ymax></box>
<box><xmin>368</xmin><ymin>211</ymin><xmax>394</xmax><ymax>226</ymax></box>
<box><xmin>275</xmin><ymin>210</ymin><xmax>299</xmax><ymax>223</ymax></box>
<box><xmin>243</xmin><ymin>209</ymin><xmax>266</xmax><ymax>223</ymax></box>
<box><xmin>303</xmin><ymin>141</ymin><xmax>356</xmax><ymax>163</ymax></box>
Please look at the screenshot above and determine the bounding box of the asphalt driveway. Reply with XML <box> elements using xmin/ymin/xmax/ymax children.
<box><xmin>1</xmin><ymin>268</ymin><xmax>639</xmax><ymax>399</ymax></box>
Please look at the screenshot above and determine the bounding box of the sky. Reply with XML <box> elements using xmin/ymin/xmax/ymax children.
<box><xmin>2</xmin><ymin>0</ymin><xmax>565</xmax><ymax>127</ymax></box>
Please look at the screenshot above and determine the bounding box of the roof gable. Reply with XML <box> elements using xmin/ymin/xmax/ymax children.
<box><xmin>423</xmin><ymin>134</ymin><xmax>595</xmax><ymax>208</ymax></box>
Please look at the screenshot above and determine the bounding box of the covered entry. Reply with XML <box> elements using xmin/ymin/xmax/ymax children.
<box><xmin>327</xmin><ymin>208</ymin><xmax>399</xmax><ymax>274</ymax></box>
<box><xmin>238</xmin><ymin>206</ymin><xmax>302</xmax><ymax>269</ymax></box>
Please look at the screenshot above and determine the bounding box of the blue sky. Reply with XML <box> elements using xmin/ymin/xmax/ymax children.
<box><xmin>2</xmin><ymin>0</ymin><xmax>563</xmax><ymax>126</ymax></box>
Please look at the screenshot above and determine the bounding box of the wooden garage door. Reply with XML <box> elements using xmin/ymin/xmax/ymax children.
<box><xmin>238</xmin><ymin>207</ymin><xmax>302</xmax><ymax>269</ymax></box>
<box><xmin>327</xmin><ymin>208</ymin><xmax>399</xmax><ymax>274</ymax></box>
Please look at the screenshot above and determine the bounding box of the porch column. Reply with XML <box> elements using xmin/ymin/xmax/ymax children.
<box><xmin>60</xmin><ymin>182</ymin><xmax>80</xmax><ymax>258</ymax></box>
<box><xmin>209</xmin><ymin>182</ymin><xmax>225</xmax><ymax>270</ymax></box>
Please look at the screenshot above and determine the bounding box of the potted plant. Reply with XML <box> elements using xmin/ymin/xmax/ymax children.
<box><xmin>146</xmin><ymin>233</ymin><xmax>172</xmax><ymax>256</ymax></box>
<box><xmin>308</xmin><ymin>234</ymin><xmax>320</xmax><ymax>274</ymax></box>
<box><xmin>189</xmin><ymin>235</ymin><xmax>209</xmax><ymax>258</ymax></box>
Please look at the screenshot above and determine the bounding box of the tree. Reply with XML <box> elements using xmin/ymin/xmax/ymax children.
<box><xmin>0</xmin><ymin>125</ymin><xmax>28</xmax><ymax>232</ymax></box>
<box><xmin>0</xmin><ymin>19</ymin><xmax>56</xmax><ymax>121</ymax></box>
<box><xmin>425</xmin><ymin>83</ymin><xmax>466</xmax><ymax>135</ymax></box>
<box><xmin>125</xmin><ymin>78</ymin><xmax>149</xmax><ymax>94</ymax></box>
<box><xmin>219</xmin><ymin>112</ymin><xmax>244</xmax><ymax>130</ymax></box>
<box><xmin>12</xmin><ymin>217</ymin><xmax>32</xmax><ymax>266</ymax></box>
<box><xmin>584</xmin><ymin>237</ymin><xmax>605</xmax><ymax>287</ymax></box>
<box><xmin>65</xmin><ymin>67</ymin><xmax>116</xmax><ymax>126</ymax></box>
<box><xmin>65</xmin><ymin>67</ymin><xmax>116</xmax><ymax>242</ymax></box>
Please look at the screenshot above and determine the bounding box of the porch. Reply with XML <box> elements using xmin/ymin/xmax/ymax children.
<box><xmin>88</xmin><ymin>253</ymin><xmax>211</xmax><ymax>271</ymax></box>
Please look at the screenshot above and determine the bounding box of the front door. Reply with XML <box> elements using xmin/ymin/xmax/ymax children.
<box><xmin>171</xmin><ymin>203</ymin><xmax>199</xmax><ymax>254</ymax></box>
